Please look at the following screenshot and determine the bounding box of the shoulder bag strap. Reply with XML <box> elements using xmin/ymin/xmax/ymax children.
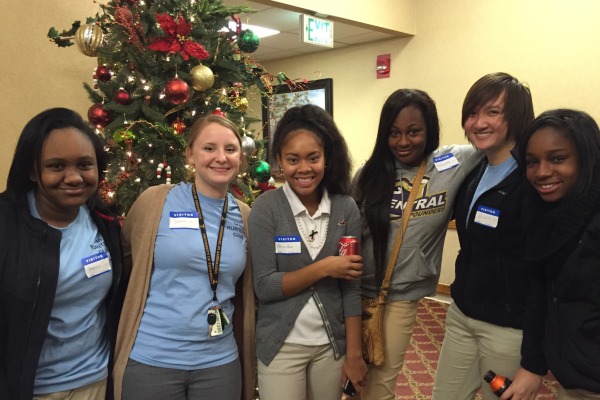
<box><xmin>378</xmin><ymin>158</ymin><xmax>427</xmax><ymax>300</ymax></box>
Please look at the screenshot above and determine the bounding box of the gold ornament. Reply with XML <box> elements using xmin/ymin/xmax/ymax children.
<box><xmin>74</xmin><ymin>24</ymin><xmax>104</xmax><ymax>57</ymax></box>
<box><xmin>190</xmin><ymin>64</ymin><xmax>215</xmax><ymax>91</ymax></box>
<box><xmin>233</xmin><ymin>97</ymin><xmax>249</xmax><ymax>112</ymax></box>
<box><xmin>260</xmin><ymin>74</ymin><xmax>273</xmax><ymax>94</ymax></box>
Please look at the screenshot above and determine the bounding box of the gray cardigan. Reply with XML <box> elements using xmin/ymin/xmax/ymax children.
<box><xmin>248</xmin><ymin>188</ymin><xmax>362</xmax><ymax>365</ymax></box>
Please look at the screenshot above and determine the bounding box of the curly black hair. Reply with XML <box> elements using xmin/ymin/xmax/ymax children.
<box><xmin>271</xmin><ymin>104</ymin><xmax>352</xmax><ymax>195</ymax></box>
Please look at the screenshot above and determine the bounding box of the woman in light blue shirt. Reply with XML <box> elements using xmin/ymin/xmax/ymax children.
<box><xmin>0</xmin><ymin>108</ymin><xmax>126</xmax><ymax>400</ymax></box>
<box><xmin>114</xmin><ymin>116</ymin><xmax>255</xmax><ymax>400</ymax></box>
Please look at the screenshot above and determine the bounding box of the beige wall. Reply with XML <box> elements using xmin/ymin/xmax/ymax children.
<box><xmin>260</xmin><ymin>0</ymin><xmax>600</xmax><ymax>169</ymax></box>
<box><xmin>0</xmin><ymin>1</ymin><xmax>98</xmax><ymax>192</ymax></box>
<box><xmin>3</xmin><ymin>1</ymin><xmax>600</xmax><ymax>284</ymax></box>
<box><xmin>258</xmin><ymin>0</ymin><xmax>600</xmax><ymax>285</ymax></box>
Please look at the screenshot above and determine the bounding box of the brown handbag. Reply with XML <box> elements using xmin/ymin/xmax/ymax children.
<box><xmin>361</xmin><ymin>160</ymin><xmax>426</xmax><ymax>366</ymax></box>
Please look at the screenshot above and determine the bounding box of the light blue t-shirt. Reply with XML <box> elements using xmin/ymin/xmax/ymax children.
<box><xmin>130</xmin><ymin>182</ymin><xmax>246</xmax><ymax>369</ymax></box>
<box><xmin>28</xmin><ymin>191</ymin><xmax>112</xmax><ymax>394</ymax></box>
<box><xmin>467</xmin><ymin>155</ymin><xmax>517</xmax><ymax>220</ymax></box>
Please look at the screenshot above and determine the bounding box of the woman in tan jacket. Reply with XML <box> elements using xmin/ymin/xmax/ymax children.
<box><xmin>112</xmin><ymin>115</ymin><xmax>255</xmax><ymax>400</ymax></box>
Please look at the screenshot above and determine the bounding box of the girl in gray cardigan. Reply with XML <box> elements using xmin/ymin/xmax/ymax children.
<box><xmin>248</xmin><ymin>105</ymin><xmax>368</xmax><ymax>400</ymax></box>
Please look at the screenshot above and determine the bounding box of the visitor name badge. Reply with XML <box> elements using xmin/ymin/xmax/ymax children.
<box><xmin>169</xmin><ymin>211</ymin><xmax>200</xmax><ymax>229</ymax></box>
<box><xmin>82</xmin><ymin>252</ymin><xmax>111</xmax><ymax>278</ymax></box>
<box><xmin>433</xmin><ymin>153</ymin><xmax>459</xmax><ymax>172</ymax></box>
<box><xmin>275</xmin><ymin>236</ymin><xmax>301</xmax><ymax>254</ymax></box>
<box><xmin>474</xmin><ymin>205</ymin><xmax>500</xmax><ymax>228</ymax></box>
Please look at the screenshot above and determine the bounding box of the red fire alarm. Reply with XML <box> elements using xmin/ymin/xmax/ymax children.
<box><xmin>376</xmin><ymin>54</ymin><xmax>390</xmax><ymax>79</ymax></box>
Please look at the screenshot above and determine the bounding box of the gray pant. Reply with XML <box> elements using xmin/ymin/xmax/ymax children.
<box><xmin>122</xmin><ymin>358</ymin><xmax>241</xmax><ymax>400</ymax></box>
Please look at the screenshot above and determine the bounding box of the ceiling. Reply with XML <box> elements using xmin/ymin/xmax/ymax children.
<box><xmin>221</xmin><ymin>0</ymin><xmax>399</xmax><ymax>61</ymax></box>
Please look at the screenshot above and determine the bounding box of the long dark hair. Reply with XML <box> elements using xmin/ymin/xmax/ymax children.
<box><xmin>3</xmin><ymin>108</ymin><xmax>106</xmax><ymax>204</ymax></box>
<box><xmin>355</xmin><ymin>89</ymin><xmax>440</xmax><ymax>276</ymax></box>
<box><xmin>271</xmin><ymin>104</ymin><xmax>352</xmax><ymax>194</ymax></box>
<box><xmin>517</xmin><ymin>108</ymin><xmax>600</xmax><ymax>200</ymax></box>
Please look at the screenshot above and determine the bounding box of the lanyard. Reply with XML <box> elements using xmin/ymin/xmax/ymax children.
<box><xmin>191</xmin><ymin>184</ymin><xmax>228</xmax><ymax>303</ymax></box>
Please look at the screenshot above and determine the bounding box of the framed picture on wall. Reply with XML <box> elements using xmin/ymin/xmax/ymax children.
<box><xmin>261</xmin><ymin>78</ymin><xmax>333</xmax><ymax>173</ymax></box>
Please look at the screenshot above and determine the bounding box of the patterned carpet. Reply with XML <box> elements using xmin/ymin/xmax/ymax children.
<box><xmin>395</xmin><ymin>298</ymin><xmax>559</xmax><ymax>399</ymax></box>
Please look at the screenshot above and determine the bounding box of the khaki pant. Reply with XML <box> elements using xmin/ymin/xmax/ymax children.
<box><xmin>33</xmin><ymin>378</ymin><xmax>106</xmax><ymax>400</ymax></box>
<box><xmin>361</xmin><ymin>300</ymin><xmax>418</xmax><ymax>400</ymax></box>
<box><xmin>432</xmin><ymin>302</ymin><xmax>523</xmax><ymax>400</ymax></box>
<box><xmin>258</xmin><ymin>342</ymin><xmax>344</xmax><ymax>400</ymax></box>
<box><xmin>558</xmin><ymin>386</ymin><xmax>600</xmax><ymax>400</ymax></box>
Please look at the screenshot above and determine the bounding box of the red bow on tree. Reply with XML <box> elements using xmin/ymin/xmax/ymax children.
<box><xmin>148</xmin><ymin>13</ymin><xmax>210</xmax><ymax>61</ymax></box>
<box><xmin>257</xmin><ymin>181</ymin><xmax>276</xmax><ymax>193</ymax></box>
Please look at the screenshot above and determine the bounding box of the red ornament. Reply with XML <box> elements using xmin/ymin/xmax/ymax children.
<box><xmin>211</xmin><ymin>108</ymin><xmax>226</xmax><ymax>117</ymax></box>
<box><xmin>114</xmin><ymin>7</ymin><xmax>134</xmax><ymax>25</ymax></box>
<box><xmin>113</xmin><ymin>6</ymin><xmax>144</xmax><ymax>49</ymax></box>
<box><xmin>231</xmin><ymin>184</ymin><xmax>244</xmax><ymax>199</ymax></box>
<box><xmin>114</xmin><ymin>89</ymin><xmax>131</xmax><ymax>105</ymax></box>
<box><xmin>164</xmin><ymin>78</ymin><xmax>190</xmax><ymax>104</ymax></box>
<box><xmin>257</xmin><ymin>181</ymin><xmax>276</xmax><ymax>193</ymax></box>
<box><xmin>96</xmin><ymin>65</ymin><xmax>112</xmax><ymax>82</ymax></box>
<box><xmin>87</xmin><ymin>103</ymin><xmax>112</xmax><ymax>128</ymax></box>
<box><xmin>228</xmin><ymin>89</ymin><xmax>239</xmax><ymax>99</ymax></box>
<box><xmin>170</xmin><ymin>119</ymin><xmax>187</xmax><ymax>134</ymax></box>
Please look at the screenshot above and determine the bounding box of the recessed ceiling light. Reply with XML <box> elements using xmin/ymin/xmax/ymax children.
<box><xmin>222</xmin><ymin>21</ymin><xmax>280</xmax><ymax>38</ymax></box>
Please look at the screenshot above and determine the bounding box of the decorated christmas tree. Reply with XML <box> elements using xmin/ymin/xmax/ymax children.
<box><xmin>48</xmin><ymin>0</ymin><xmax>280</xmax><ymax>214</ymax></box>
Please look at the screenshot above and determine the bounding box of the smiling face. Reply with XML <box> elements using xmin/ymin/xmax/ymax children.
<box><xmin>464</xmin><ymin>92</ymin><xmax>512</xmax><ymax>164</ymax></box>
<box><xmin>387</xmin><ymin>105</ymin><xmax>428</xmax><ymax>166</ymax></box>
<box><xmin>32</xmin><ymin>127</ymin><xmax>99</xmax><ymax>226</ymax></box>
<box><xmin>525</xmin><ymin>126</ymin><xmax>579</xmax><ymax>202</ymax></box>
<box><xmin>278</xmin><ymin>129</ymin><xmax>325</xmax><ymax>208</ymax></box>
<box><xmin>186</xmin><ymin>122</ymin><xmax>242</xmax><ymax>198</ymax></box>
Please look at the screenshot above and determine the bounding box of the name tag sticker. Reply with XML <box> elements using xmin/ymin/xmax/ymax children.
<box><xmin>275</xmin><ymin>236</ymin><xmax>302</xmax><ymax>254</ymax></box>
<box><xmin>169</xmin><ymin>211</ymin><xmax>200</xmax><ymax>229</ymax></box>
<box><xmin>474</xmin><ymin>205</ymin><xmax>500</xmax><ymax>228</ymax></box>
<box><xmin>82</xmin><ymin>252</ymin><xmax>112</xmax><ymax>278</ymax></box>
<box><xmin>433</xmin><ymin>153</ymin><xmax>460</xmax><ymax>172</ymax></box>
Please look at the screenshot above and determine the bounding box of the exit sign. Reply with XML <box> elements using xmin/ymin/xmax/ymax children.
<box><xmin>301</xmin><ymin>14</ymin><xmax>334</xmax><ymax>48</ymax></box>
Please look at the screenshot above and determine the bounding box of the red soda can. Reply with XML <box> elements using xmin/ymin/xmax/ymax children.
<box><xmin>339</xmin><ymin>236</ymin><xmax>359</xmax><ymax>256</ymax></box>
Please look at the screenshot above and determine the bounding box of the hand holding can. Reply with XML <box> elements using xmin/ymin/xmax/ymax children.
<box><xmin>339</xmin><ymin>236</ymin><xmax>359</xmax><ymax>256</ymax></box>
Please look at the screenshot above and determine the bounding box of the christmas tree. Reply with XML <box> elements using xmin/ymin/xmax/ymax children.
<box><xmin>48</xmin><ymin>0</ymin><xmax>280</xmax><ymax>214</ymax></box>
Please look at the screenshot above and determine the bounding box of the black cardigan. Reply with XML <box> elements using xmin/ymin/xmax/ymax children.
<box><xmin>0</xmin><ymin>193</ymin><xmax>127</xmax><ymax>400</ymax></box>
<box><xmin>451</xmin><ymin>160</ymin><xmax>538</xmax><ymax>329</ymax></box>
